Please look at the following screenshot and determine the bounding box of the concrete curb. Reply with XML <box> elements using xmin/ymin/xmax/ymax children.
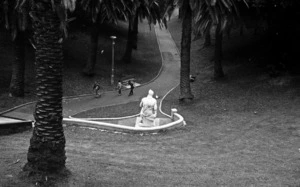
<box><xmin>63</xmin><ymin>112</ymin><xmax>184</xmax><ymax>133</ymax></box>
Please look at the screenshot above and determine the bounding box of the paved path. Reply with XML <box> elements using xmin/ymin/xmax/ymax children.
<box><xmin>0</xmin><ymin>25</ymin><xmax>180</xmax><ymax>121</ymax></box>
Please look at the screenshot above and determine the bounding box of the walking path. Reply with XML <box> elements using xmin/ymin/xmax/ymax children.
<box><xmin>0</xmin><ymin>25</ymin><xmax>181</xmax><ymax>123</ymax></box>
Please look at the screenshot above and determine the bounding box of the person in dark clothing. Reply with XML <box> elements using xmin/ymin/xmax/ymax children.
<box><xmin>128</xmin><ymin>80</ymin><xmax>134</xmax><ymax>96</ymax></box>
<box><xmin>93</xmin><ymin>81</ymin><xmax>101</xmax><ymax>98</ymax></box>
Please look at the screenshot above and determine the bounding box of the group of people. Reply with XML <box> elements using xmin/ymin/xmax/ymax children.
<box><xmin>93</xmin><ymin>80</ymin><xmax>134</xmax><ymax>98</ymax></box>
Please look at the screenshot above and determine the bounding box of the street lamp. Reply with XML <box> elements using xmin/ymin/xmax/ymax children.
<box><xmin>110</xmin><ymin>36</ymin><xmax>117</xmax><ymax>85</ymax></box>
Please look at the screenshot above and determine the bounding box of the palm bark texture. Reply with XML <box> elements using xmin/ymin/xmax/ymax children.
<box><xmin>23</xmin><ymin>0</ymin><xmax>66</xmax><ymax>173</ymax></box>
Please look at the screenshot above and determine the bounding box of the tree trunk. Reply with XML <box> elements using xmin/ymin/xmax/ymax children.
<box><xmin>132</xmin><ymin>9</ymin><xmax>139</xmax><ymax>50</ymax></box>
<box><xmin>122</xmin><ymin>15</ymin><xmax>134</xmax><ymax>64</ymax></box>
<box><xmin>178</xmin><ymin>6</ymin><xmax>183</xmax><ymax>19</ymax></box>
<box><xmin>240</xmin><ymin>23</ymin><xmax>244</xmax><ymax>36</ymax></box>
<box><xmin>179</xmin><ymin>0</ymin><xmax>194</xmax><ymax>101</ymax></box>
<box><xmin>9</xmin><ymin>31</ymin><xmax>25</xmax><ymax>97</ymax></box>
<box><xmin>23</xmin><ymin>0</ymin><xmax>66</xmax><ymax>174</ymax></box>
<box><xmin>83</xmin><ymin>23</ymin><xmax>99</xmax><ymax>76</ymax></box>
<box><xmin>226</xmin><ymin>25</ymin><xmax>232</xmax><ymax>39</ymax></box>
<box><xmin>203</xmin><ymin>24</ymin><xmax>211</xmax><ymax>47</ymax></box>
<box><xmin>214</xmin><ymin>21</ymin><xmax>225</xmax><ymax>79</ymax></box>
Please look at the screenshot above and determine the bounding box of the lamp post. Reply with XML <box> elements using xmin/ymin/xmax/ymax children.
<box><xmin>110</xmin><ymin>36</ymin><xmax>117</xmax><ymax>85</ymax></box>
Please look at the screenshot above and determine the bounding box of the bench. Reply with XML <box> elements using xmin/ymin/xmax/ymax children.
<box><xmin>122</xmin><ymin>78</ymin><xmax>135</xmax><ymax>85</ymax></box>
<box><xmin>121</xmin><ymin>78</ymin><xmax>141</xmax><ymax>89</ymax></box>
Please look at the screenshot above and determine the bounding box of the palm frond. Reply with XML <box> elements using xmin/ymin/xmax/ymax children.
<box><xmin>192</xmin><ymin>0</ymin><xmax>246</xmax><ymax>36</ymax></box>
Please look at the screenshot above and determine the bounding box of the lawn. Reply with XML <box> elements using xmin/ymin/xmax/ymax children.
<box><xmin>1</xmin><ymin>16</ymin><xmax>300</xmax><ymax>187</ymax></box>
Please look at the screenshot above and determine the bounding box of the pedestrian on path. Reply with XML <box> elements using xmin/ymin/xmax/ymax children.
<box><xmin>93</xmin><ymin>81</ymin><xmax>102</xmax><ymax>98</ymax></box>
<box><xmin>128</xmin><ymin>80</ymin><xmax>134</xmax><ymax>96</ymax></box>
<box><xmin>117</xmin><ymin>80</ymin><xmax>122</xmax><ymax>96</ymax></box>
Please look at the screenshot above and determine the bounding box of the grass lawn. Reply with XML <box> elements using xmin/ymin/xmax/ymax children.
<box><xmin>74</xmin><ymin>101</ymin><xmax>141</xmax><ymax>118</ymax></box>
<box><xmin>1</xmin><ymin>16</ymin><xmax>300</xmax><ymax>186</ymax></box>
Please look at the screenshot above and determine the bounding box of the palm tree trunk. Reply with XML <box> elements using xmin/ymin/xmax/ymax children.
<box><xmin>122</xmin><ymin>15</ymin><xmax>134</xmax><ymax>64</ymax></box>
<box><xmin>83</xmin><ymin>23</ymin><xmax>99</xmax><ymax>76</ymax></box>
<box><xmin>214</xmin><ymin>21</ymin><xmax>225</xmax><ymax>79</ymax></box>
<box><xmin>9</xmin><ymin>31</ymin><xmax>25</xmax><ymax>97</ymax></box>
<box><xmin>132</xmin><ymin>9</ymin><xmax>139</xmax><ymax>50</ymax></box>
<box><xmin>226</xmin><ymin>25</ymin><xmax>232</xmax><ymax>39</ymax></box>
<box><xmin>239</xmin><ymin>22</ymin><xmax>244</xmax><ymax>36</ymax></box>
<box><xmin>23</xmin><ymin>0</ymin><xmax>66</xmax><ymax>173</ymax></box>
<box><xmin>203</xmin><ymin>23</ymin><xmax>211</xmax><ymax>47</ymax></box>
<box><xmin>178</xmin><ymin>6</ymin><xmax>183</xmax><ymax>19</ymax></box>
<box><xmin>179</xmin><ymin>0</ymin><xmax>194</xmax><ymax>101</ymax></box>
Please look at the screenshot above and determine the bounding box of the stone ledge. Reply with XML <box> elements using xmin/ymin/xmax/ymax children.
<box><xmin>0</xmin><ymin>117</ymin><xmax>32</xmax><ymax>136</ymax></box>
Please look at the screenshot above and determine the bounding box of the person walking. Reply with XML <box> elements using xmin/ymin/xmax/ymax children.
<box><xmin>93</xmin><ymin>81</ymin><xmax>101</xmax><ymax>98</ymax></box>
<box><xmin>117</xmin><ymin>80</ymin><xmax>122</xmax><ymax>96</ymax></box>
<box><xmin>128</xmin><ymin>80</ymin><xmax>134</xmax><ymax>96</ymax></box>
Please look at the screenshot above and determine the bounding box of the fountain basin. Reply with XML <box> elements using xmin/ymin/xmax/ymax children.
<box><xmin>63</xmin><ymin>108</ymin><xmax>185</xmax><ymax>133</ymax></box>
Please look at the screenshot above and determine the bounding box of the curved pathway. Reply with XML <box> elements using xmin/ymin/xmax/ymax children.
<box><xmin>0</xmin><ymin>25</ymin><xmax>181</xmax><ymax>122</ymax></box>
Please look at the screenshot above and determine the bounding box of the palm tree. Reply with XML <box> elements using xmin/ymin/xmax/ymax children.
<box><xmin>131</xmin><ymin>0</ymin><xmax>174</xmax><ymax>49</ymax></box>
<box><xmin>203</xmin><ymin>23</ymin><xmax>212</xmax><ymax>47</ymax></box>
<box><xmin>132</xmin><ymin>7</ymin><xmax>139</xmax><ymax>49</ymax></box>
<box><xmin>179</xmin><ymin>0</ymin><xmax>194</xmax><ymax>101</ymax></box>
<box><xmin>163</xmin><ymin>0</ymin><xmax>244</xmax><ymax>101</ymax></box>
<box><xmin>122</xmin><ymin>0</ymin><xmax>162</xmax><ymax>64</ymax></box>
<box><xmin>22</xmin><ymin>0</ymin><xmax>75</xmax><ymax>173</ymax></box>
<box><xmin>9</xmin><ymin>31</ymin><xmax>26</xmax><ymax>97</ymax></box>
<box><xmin>193</xmin><ymin>0</ymin><xmax>243</xmax><ymax>79</ymax></box>
<box><xmin>81</xmin><ymin>0</ymin><xmax>126</xmax><ymax>76</ymax></box>
<box><xmin>121</xmin><ymin>2</ymin><xmax>136</xmax><ymax>64</ymax></box>
<box><xmin>2</xmin><ymin>0</ymin><xmax>29</xmax><ymax>97</ymax></box>
<box><xmin>214</xmin><ymin>16</ymin><xmax>225</xmax><ymax>78</ymax></box>
<box><xmin>82</xmin><ymin>21</ymin><xmax>100</xmax><ymax>76</ymax></box>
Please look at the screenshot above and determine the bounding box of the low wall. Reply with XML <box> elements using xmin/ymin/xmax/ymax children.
<box><xmin>63</xmin><ymin>109</ymin><xmax>185</xmax><ymax>133</ymax></box>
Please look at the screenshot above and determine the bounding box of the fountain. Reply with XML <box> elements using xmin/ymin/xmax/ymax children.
<box><xmin>63</xmin><ymin>89</ymin><xmax>185</xmax><ymax>133</ymax></box>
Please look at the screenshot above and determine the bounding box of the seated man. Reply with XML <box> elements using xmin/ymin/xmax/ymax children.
<box><xmin>136</xmin><ymin>89</ymin><xmax>158</xmax><ymax>127</ymax></box>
